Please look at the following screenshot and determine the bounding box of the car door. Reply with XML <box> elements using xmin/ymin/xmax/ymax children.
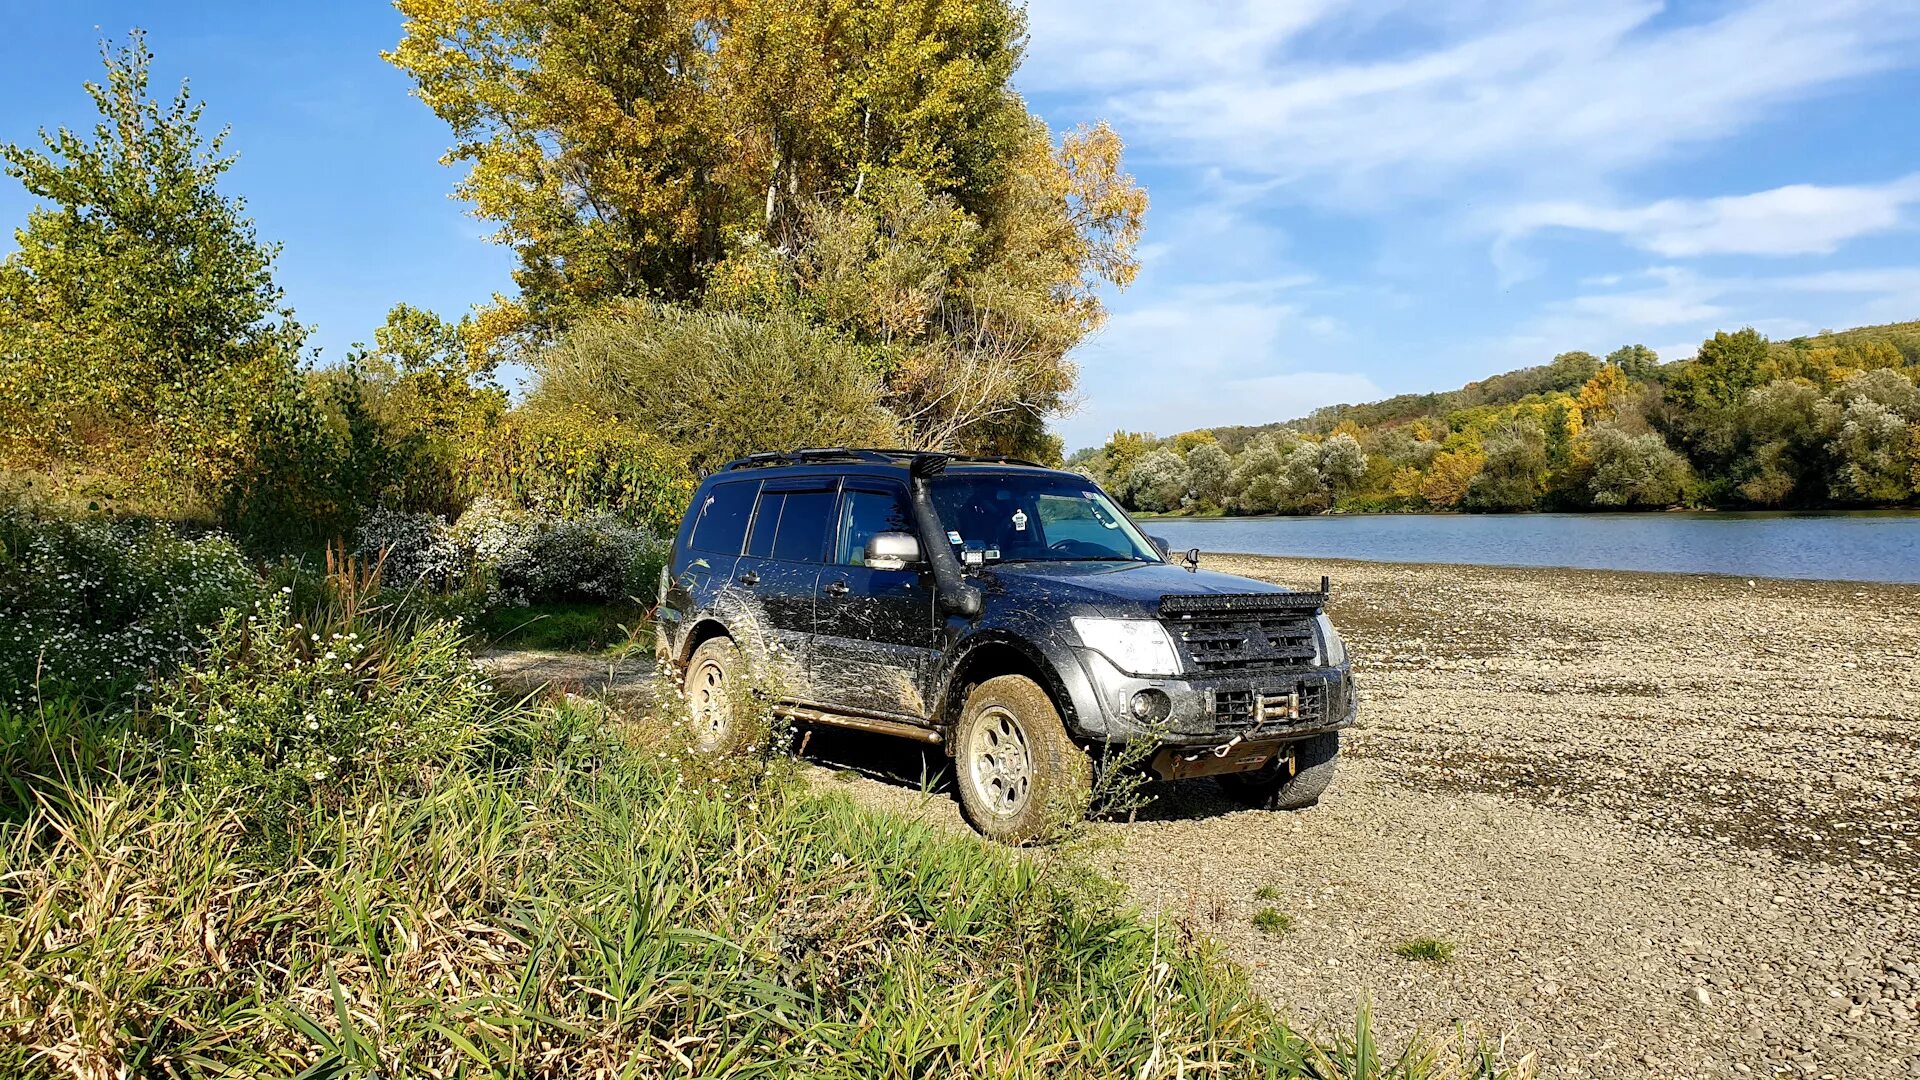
<box><xmin>811</xmin><ymin>481</ymin><xmax>940</xmax><ymax>719</ymax></box>
<box><xmin>731</xmin><ymin>478</ymin><xmax>837</xmax><ymax>695</ymax></box>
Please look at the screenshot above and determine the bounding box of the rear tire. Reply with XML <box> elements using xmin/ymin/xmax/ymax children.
<box><xmin>683</xmin><ymin>637</ymin><xmax>752</xmax><ymax>755</ymax></box>
<box><xmin>1217</xmin><ymin>731</ymin><xmax>1340</xmax><ymax>810</ymax></box>
<box><xmin>953</xmin><ymin>675</ymin><xmax>1091</xmax><ymax>845</ymax></box>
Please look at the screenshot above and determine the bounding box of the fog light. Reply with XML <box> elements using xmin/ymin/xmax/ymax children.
<box><xmin>1129</xmin><ymin>688</ymin><xmax>1171</xmax><ymax>724</ymax></box>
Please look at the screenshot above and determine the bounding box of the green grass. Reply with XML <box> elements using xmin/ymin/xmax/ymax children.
<box><xmin>1394</xmin><ymin>938</ymin><xmax>1458</xmax><ymax>964</ymax></box>
<box><xmin>0</xmin><ymin>575</ymin><xmax>1524</xmax><ymax>1077</ymax></box>
<box><xmin>1254</xmin><ymin>884</ymin><xmax>1281</xmax><ymax>901</ymax></box>
<box><xmin>1252</xmin><ymin>908</ymin><xmax>1293</xmax><ymax>936</ymax></box>
<box><xmin>473</xmin><ymin>600</ymin><xmax>648</xmax><ymax>652</ymax></box>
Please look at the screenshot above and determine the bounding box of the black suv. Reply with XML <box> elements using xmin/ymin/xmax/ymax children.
<box><xmin>656</xmin><ymin>449</ymin><xmax>1356</xmax><ymax>842</ymax></box>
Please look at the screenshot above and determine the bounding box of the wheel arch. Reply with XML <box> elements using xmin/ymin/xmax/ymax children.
<box><xmin>676</xmin><ymin>617</ymin><xmax>735</xmax><ymax>668</ymax></box>
<box><xmin>935</xmin><ymin>632</ymin><xmax>1085</xmax><ymax>748</ymax></box>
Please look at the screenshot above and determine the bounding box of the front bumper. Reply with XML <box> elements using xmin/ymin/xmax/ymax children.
<box><xmin>1069</xmin><ymin>647</ymin><xmax>1357</xmax><ymax>747</ymax></box>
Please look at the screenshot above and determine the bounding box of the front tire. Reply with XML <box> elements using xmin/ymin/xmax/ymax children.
<box><xmin>1217</xmin><ymin>731</ymin><xmax>1340</xmax><ymax>810</ymax></box>
<box><xmin>953</xmin><ymin>675</ymin><xmax>1091</xmax><ymax>845</ymax></box>
<box><xmin>683</xmin><ymin>637</ymin><xmax>751</xmax><ymax>755</ymax></box>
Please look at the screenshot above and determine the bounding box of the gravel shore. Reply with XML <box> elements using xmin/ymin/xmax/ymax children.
<box><xmin>807</xmin><ymin>556</ymin><xmax>1920</xmax><ymax>1079</ymax></box>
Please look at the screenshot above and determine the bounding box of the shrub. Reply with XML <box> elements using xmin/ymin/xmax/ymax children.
<box><xmin>469</xmin><ymin>408</ymin><xmax>695</xmax><ymax>534</ymax></box>
<box><xmin>353</xmin><ymin>504</ymin><xmax>463</xmax><ymax>589</ymax></box>
<box><xmin>449</xmin><ymin>498</ymin><xmax>666</xmax><ymax>608</ymax></box>
<box><xmin>160</xmin><ymin>594</ymin><xmax>498</xmax><ymax>843</ymax></box>
<box><xmin>0</xmin><ymin>506</ymin><xmax>258</xmax><ymax>708</ymax></box>
<box><xmin>528</xmin><ymin>301</ymin><xmax>900</xmax><ymax>475</ymax></box>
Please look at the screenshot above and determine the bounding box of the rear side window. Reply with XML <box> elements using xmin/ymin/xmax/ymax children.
<box><xmin>689</xmin><ymin>481</ymin><xmax>756</xmax><ymax>555</ymax></box>
<box><xmin>770</xmin><ymin>489</ymin><xmax>835</xmax><ymax>563</ymax></box>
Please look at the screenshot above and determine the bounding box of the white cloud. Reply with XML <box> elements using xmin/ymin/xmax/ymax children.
<box><xmin>1026</xmin><ymin>0</ymin><xmax>1920</xmax><ymax>200</ymax></box>
<box><xmin>1056</xmin><ymin>278</ymin><xmax>1377</xmax><ymax>447</ymax></box>
<box><xmin>1499</xmin><ymin>174</ymin><xmax>1920</xmax><ymax>257</ymax></box>
<box><xmin>1508</xmin><ymin>263</ymin><xmax>1920</xmax><ymax>362</ymax></box>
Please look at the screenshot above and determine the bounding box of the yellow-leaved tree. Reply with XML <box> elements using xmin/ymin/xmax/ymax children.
<box><xmin>387</xmin><ymin>0</ymin><xmax>1145</xmax><ymax>461</ymax></box>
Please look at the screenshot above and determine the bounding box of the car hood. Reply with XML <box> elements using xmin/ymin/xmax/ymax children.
<box><xmin>979</xmin><ymin>559</ymin><xmax>1296</xmax><ymax>612</ymax></box>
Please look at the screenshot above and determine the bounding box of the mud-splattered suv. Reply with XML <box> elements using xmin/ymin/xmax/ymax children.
<box><xmin>656</xmin><ymin>449</ymin><xmax>1357</xmax><ymax>842</ymax></box>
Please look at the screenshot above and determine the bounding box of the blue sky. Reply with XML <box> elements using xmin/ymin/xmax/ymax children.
<box><xmin>5</xmin><ymin>2</ymin><xmax>1919</xmax><ymax>453</ymax></box>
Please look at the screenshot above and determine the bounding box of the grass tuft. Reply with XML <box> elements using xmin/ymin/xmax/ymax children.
<box><xmin>1253</xmin><ymin>908</ymin><xmax>1294</xmax><ymax>936</ymax></box>
<box><xmin>1395</xmin><ymin>937</ymin><xmax>1458</xmax><ymax>964</ymax></box>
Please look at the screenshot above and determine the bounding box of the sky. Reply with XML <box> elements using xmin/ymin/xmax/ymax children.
<box><xmin>4</xmin><ymin>2</ymin><xmax>1919</xmax><ymax>453</ymax></box>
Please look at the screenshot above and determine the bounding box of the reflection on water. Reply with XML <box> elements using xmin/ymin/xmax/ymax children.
<box><xmin>1143</xmin><ymin>511</ymin><xmax>1920</xmax><ymax>584</ymax></box>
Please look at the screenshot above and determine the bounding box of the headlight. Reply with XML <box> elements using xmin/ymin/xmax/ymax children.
<box><xmin>1072</xmin><ymin>617</ymin><xmax>1181</xmax><ymax>677</ymax></box>
<box><xmin>1315</xmin><ymin>613</ymin><xmax>1348</xmax><ymax>667</ymax></box>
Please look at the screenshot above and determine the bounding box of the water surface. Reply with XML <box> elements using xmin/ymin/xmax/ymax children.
<box><xmin>1141</xmin><ymin>511</ymin><xmax>1920</xmax><ymax>584</ymax></box>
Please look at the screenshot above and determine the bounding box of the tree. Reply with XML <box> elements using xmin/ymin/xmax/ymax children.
<box><xmin>1419</xmin><ymin>449</ymin><xmax>1483</xmax><ymax>508</ymax></box>
<box><xmin>1127</xmin><ymin>449</ymin><xmax>1189</xmax><ymax>512</ymax></box>
<box><xmin>1184</xmin><ymin>442</ymin><xmax>1232</xmax><ymax>509</ymax></box>
<box><xmin>1605</xmin><ymin>344</ymin><xmax>1660</xmax><ymax>381</ymax></box>
<box><xmin>1679</xmin><ymin>328</ymin><xmax>1769</xmax><ymax>410</ymax></box>
<box><xmin>0</xmin><ymin>33</ymin><xmax>304</xmax><ymax>498</ymax></box>
<box><xmin>1583</xmin><ymin>426</ymin><xmax>1692</xmax><ymax>507</ymax></box>
<box><xmin>388</xmin><ymin>0</ymin><xmax>1145</xmax><ymax>458</ymax></box>
<box><xmin>1317</xmin><ymin>434</ymin><xmax>1368</xmax><ymax>505</ymax></box>
<box><xmin>1466</xmin><ymin>418</ymin><xmax>1547</xmax><ymax>510</ymax></box>
<box><xmin>1577</xmin><ymin>364</ymin><xmax>1631</xmax><ymax>423</ymax></box>
<box><xmin>1829</xmin><ymin>401</ymin><xmax>1913</xmax><ymax>503</ymax></box>
<box><xmin>1735</xmin><ymin>379</ymin><xmax>1832</xmax><ymax>506</ymax></box>
<box><xmin>1826</xmin><ymin>369</ymin><xmax>1919</xmax><ymax>503</ymax></box>
<box><xmin>1094</xmin><ymin>430</ymin><xmax>1154</xmax><ymax>503</ymax></box>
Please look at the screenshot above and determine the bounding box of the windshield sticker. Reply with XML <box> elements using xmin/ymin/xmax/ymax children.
<box><xmin>946</xmin><ymin>530</ymin><xmax>963</xmax><ymax>545</ymax></box>
<box><xmin>1011</xmin><ymin>509</ymin><xmax>1028</xmax><ymax>532</ymax></box>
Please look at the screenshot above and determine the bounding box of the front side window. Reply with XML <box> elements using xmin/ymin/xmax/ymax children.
<box><xmin>835</xmin><ymin>487</ymin><xmax>914</xmax><ymax>566</ymax></box>
<box><xmin>927</xmin><ymin>473</ymin><xmax>1159</xmax><ymax>563</ymax></box>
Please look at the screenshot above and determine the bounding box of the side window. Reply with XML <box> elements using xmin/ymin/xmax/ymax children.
<box><xmin>746</xmin><ymin>492</ymin><xmax>784</xmax><ymax>559</ymax></box>
<box><xmin>770</xmin><ymin>489</ymin><xmax>835</xmax><ymax>564</ymax></box>
<box><xmin>690</xmin><ymin>481</ymin><xmax>756</xmax><ymax>555</ymax></box>
<box><xmin>836</xmin><ymin>487</ymin><xmax>914</xmax><ymax>566</ymax></box>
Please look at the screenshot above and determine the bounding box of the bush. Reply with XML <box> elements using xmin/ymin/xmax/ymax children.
<box><xmin>356</xmin><ymin>498</ymin><xmax>667</xmax><ymax>613</ymax></box>
<box><xmin>468</xmin><ymin>408</ymin><xmax>695</xmax><ymax>534</ymax></box>
<box><xmin>353</xmin><ymin>504</ymin><xmax>464</xmax><ymax>589</ymax></box>
<box><xmin>0</xmin><ymin>506</ymin><xmax>258</xmax><ymax>708</ymax></box>
<box><xmin>160</xmin><ymin>594</ymin><xmax>498</xmax><ymax>844</ymax></box>
<box><xmin>529</xmin><ymin>301</ymin><xmax>900</xmax><ymax>474</ymax></box>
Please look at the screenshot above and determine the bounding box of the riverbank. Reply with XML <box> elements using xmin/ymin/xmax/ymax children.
<box><xmin>812</xmin><ymin>554</ymin><xmax>1920</xmax><ymax>1078</ymax></box>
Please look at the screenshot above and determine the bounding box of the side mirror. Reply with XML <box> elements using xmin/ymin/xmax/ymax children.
<box><xmin>1149</xmin><ymin>534</ymin><xmax>1171</xmax><ymax>560</ymax></box>
<box><xmin>1184</xmin><ymin>547</ymin><xmax>1201</xmax><ymax>569</ymax></box>
<box><xmin>865</xmin><ymin>531</ymin><xmax>922</xmax><ymax>571</ymax></box>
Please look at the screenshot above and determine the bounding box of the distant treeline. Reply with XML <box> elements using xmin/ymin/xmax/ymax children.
<box><xmin>1072</xmin><ymin>321</ymin><xmax>1920</xmax><ymax>514</ymax></box>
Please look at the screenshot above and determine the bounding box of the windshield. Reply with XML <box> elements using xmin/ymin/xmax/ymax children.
<box><xmin>927</xmin><ymin>471</ymin><xmax>1161</xmax><ymax>563</ymax></box>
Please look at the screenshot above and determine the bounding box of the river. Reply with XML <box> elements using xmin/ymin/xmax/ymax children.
<box><xmin>1139</xmin><ymin>511</ymin><xmax>1920</xmax><ymax>584</ymax></box>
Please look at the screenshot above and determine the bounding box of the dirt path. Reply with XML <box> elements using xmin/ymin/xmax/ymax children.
<box><xmin>799</xmin><ymin>557</ymin><xmax>1920</xmax><ymax>1080</ymax></box>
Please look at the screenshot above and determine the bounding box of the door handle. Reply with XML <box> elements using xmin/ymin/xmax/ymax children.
<box><xmin>824</xmin><ymin>579</ymin><xmax>850</xmax><ymax>597</ymax></box>
<box><xmin>736</xmin><ymin>570</ymin><xmax>760</xmax><ymax>586</ymax></box>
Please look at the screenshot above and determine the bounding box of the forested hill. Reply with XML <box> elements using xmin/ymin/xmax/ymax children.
<box><xmin>1072</xmin><ymin>320</ymin><xmax>1920</xmax><ymax>515</ymax></box>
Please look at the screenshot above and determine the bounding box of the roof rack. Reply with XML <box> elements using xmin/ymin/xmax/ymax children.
<box><xmin>721</xmin><ymin>448</ymin><xmax>1049</xmax><ymax>471</ymax></box>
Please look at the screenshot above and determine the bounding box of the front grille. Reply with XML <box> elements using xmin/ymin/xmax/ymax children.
<box><xmin>1209</xmin><ymin>681</ymin><xmax>1328</xmax><ymax>734</ymax></box>
<box><xmin>1163</xmin><ymin>607</ymin><xmax>1319</xmax><ymax>673</ymax></box>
